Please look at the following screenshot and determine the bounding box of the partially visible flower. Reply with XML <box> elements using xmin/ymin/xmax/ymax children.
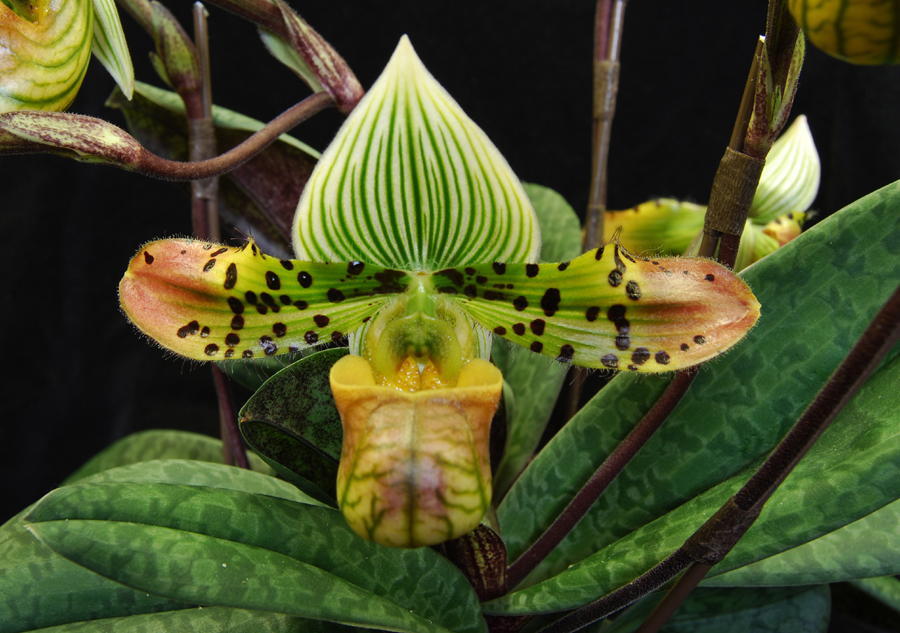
<box><xmin>1</xmin><ymin>0</ymin><xmax>133</xmax><ymax>113</ymax></box>
<box><xmin>607</xmin><ymin>116</ymin><xmax>818</xmax><ymax>270</ymax></box>
<box><xmin>789</xmin><ymin>0</ymin><xmax>900</xmax><ymax>65</ymax></box>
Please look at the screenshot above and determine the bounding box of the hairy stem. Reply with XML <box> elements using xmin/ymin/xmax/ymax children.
<box><xmin>136</xmin><ymin>92</ymin><xmax>334</xmax><ymax>180</ymax></box>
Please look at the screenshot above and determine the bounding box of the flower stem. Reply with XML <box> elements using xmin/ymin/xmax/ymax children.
<box><xmin>136</xmin><ymin>92</ymin><xmax>335</xmax><ymax>180</ymax></box>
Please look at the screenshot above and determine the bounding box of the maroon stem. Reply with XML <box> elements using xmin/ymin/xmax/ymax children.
<box><xmin>211</xmin><ymin>364</ymin><xmax>251</xmax><ymax>469</ymax></box>
<box><xmin>135</xmin><ymin>92</ymin><xmax>335</xmax><ymax>180</ymax></box>
<box><xmin>507</xmin><ymin>368</ymin><xmax>697</xmax><ymax>590</ymax></box>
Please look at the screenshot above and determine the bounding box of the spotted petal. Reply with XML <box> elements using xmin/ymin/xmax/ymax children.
<box><xmin>120</xmin><ymin>238</ymin><xmax>412</xmax><ymax>361</ymax></box>
<box><xmin>430</xmin><ymin>242</ymin><xmax>760</xmax><ymax>372</ymax></box>
<box><xmin>293</xmin><ymin>36</ymin><xmax>540</xmax><ymax>271</ymax></box>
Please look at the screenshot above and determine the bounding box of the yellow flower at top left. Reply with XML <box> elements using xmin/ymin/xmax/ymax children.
<box><xmin>1</xmin><ymin>0</ymin><xmax>133</xmax><ymax>113</ymax></box>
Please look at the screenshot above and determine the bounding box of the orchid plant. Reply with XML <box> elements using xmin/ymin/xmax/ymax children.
<box><xmin>2</xmin><ymin>1</ymin><xmax>900</xmax><ymax>632</ymax></box>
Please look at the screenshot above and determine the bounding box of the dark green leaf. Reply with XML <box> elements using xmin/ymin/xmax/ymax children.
<box><xmin>239</xmin><ymin>348</ymin><xmax>347</xmax><ymax>502</ymax></box>
<box><xmin>27</xmin><ymin>460</ymin><xmax>486</xmax><ymax>633</ymax></box>
<box><xmin>605</xmin><ymin>586</ymin><xmax>830</xmax><ymax>633</ymax></box>
<box><xmin>0</xmin><ymin>509</ymin><xmax>186</xmax><ymax>633</ymax></box>
<box><xmin>63</xmin><ymin>430</ymin><xmax>273</xmax><ymax>485</ymax></box>
<box><xmin>24</xmin><ymin>607</ymin><xmax>361</xmax><ymax>633</ymax></box>
<box><xmin>28</xmin><ymin>520</ymin><xmax>452</xmax><ymax>633</ymax></box>
<box><xmin>489</xmin><ymin>181</ymin><xmax>900</xmax><ymax>612</ymax></box>
<box><xmin>492</xmin><ymin>183</ymin><xmax>581</xmax><ymax>497</ymax></box>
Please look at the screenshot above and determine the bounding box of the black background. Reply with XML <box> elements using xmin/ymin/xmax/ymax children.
<box><xmin>2</xmin><ymin>2</ymin><xmax>899</xmax><ymax>615</ymax></box>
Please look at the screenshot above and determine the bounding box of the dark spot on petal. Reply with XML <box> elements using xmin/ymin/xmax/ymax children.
<box><xmin>294</xmin><ymin>300</ymin><xmax>309</xmax><ymax>310</ymax></box>
<box><xmin>483</xmin><ymin>290</ymin><xmax>504</xmax><ymax>301</ymax></box>
<box><xmin>530</xmin><ymin>319</ymin><xmax>546</xmax><ymax>335</ymax></box>
<box><xmin>615</xmin><ymin>335</ymin><xmax>630</xmax><ymax>350</ymax></box>
<box><xmin>607</xmin><ymin>304</ymin><xmax>626</xmax><ymax>321</ymax></box>
<box><xmin>225</xmin><ymin>333</ymin><xmax>240</xmax><ymax>347</ymax></box>
<box><xmin>228</xmin><ymin>297</ymin><xmax>244</xmax><ymax>314</ymax></box>
<box><xmin>628</xmin><ymin>364</ymin><xmax>638</xmax><ymax>370</ymax></box>
<box><xmin>266</xmin><ymin>271</ymin><xmax>281</xmax><ymax>290</ymax></box>
<box><xmin>260</xmin><ymin>293</ymin><xmax>280</xmax><ymax>312</ymax></box>
<box><xmin>601</xmin><ymin>354</ymin><xmax>618</xmax><ymax>368</ymax></box>
<box><xmin>348</xmin><ymin>261</ymin><xmax>365</xmax><ymax>275</ymax></box>
<box><xmin>242</xmin><ymin>349</ymin><xmax>253</xmax><ymax>359</ymax></box>
<box><xmin>372</xmin><ymin>270</ymin><xmax>408</xmax><ymax>294</ymax></box>
<box><xmin>244</xmin><ymin>291</ymin><xmax>257</xmax><ymax>305</ymax></box>
<box><xmin>328</xmin><ymin>288</ymin><xmax>345</xmax><ymax>303</ymax></box>
<box><xmin>177</xmin><ymin>321</ymin><xmax>200</xmax><ymax>338</ymax></box>
<box><xmin>305</xmin><ymin>331</ymin><xmax>319</xmax><ymax>345</ymax></box>
<box><xmin>652</xmin><ymin>260</ymin><xmax>659</xmax><ymax>265</ymax></box>
<box><xmin>279</xmin><ymin>294</ymin><xmax>291</xmax><ymax>305</ymax></box>
<box><xmin>439</xmin><ymin>287</ymin><xmax>458</xmax><ymax>294</ymax></box>
<box><xmin>250</xmin><ymin>243</ymin><xmax>257</xmax><ymax>255</ymax></box>
<box><xmin>259</xmin><ymin>336</ymin><xmax>277</xmax><ymax>356</ymax></box>
<box><xmin>204</xmin><ymin>344</ymin><xmax>219</xmax><ymax>356</ymax></box>
<box><xmin>200</xmin><ymin>326</ymin><xmax>210</xmax><ymax>338</ymax></box>
<box><xmin>465</xmin><ymin>267</ymin><xmax>476</xmax><ymax>276</ymax></box>
<box><xmin>608</xmin><ymin>270</ymin><xmax>623</xmax><ymax>287</ymax></box>
<box><xmin>289</xmin><ymin>345</ymin><xmax>300</xmax><ymax>353</ymax></box>
<box><xmin>224</xmin><ymin>349</ymin><xmax>235</xmax><ymax>359</ymax></box>
<box><xmin>541</xmin><ymin>288</ymin><xmax>561</xmax><ymax>316</ymax></box>
<box><xmin>494</xmin><ymin>326</ymin><xmax>507</xmax><ymax>336</ymax></box>
<box><xmin>273</xmin><ymin>323</ymin><xmax>287</xmax><ymax>337</ymax></box>
<box><xmin>681</xmin><ymin>343</ymin><xmax>689</xmax><ymax>351</ymax></box>
<box><xmin>143</xmin><ymin>251</ymin><xmax>154</xmax><ymax>264</ymax></box>
<box><xmin>280</xmin><ymin>260</ymin><xmax>294</xmax><ymax>271</ymax></box>
<box><xmin>586</xmin><ymin>306</ymin><xmax>601</xmax><ymax>322</ymax></box>
<box><xmin>626</xmin><ymin>280</ymin><xmax>642</xmax><ymax>300</ymax></box>
<box><xmin>255</xmin><ymin>303</ymin><xmax>268</xmax><ymax>315</ymax></box>
<box><xmin>476</xmin><ymin>275</ymin><xmax>488</xmax><ymax>285</ymax></box>
<box><xmin>314</xmin><ymin>315</ymin><xmax>330</xmax><ymax>327</ymax></box>
<box><xmin>558</xmin><ymin>344</ymin><xmax>575</xmax><ymax>362</ymax></box>
<box><xmin>298</xmin><ymin>271</ymin><xmax>313</xmax><ymax>288</ymax></box>
<box><xmin>694</xmin><ymin>335</ymin><xmax>707</xmax><ymax>345</ymax></box>
<box><xmin>705</xmin><ymin>274</ymin><xmax>715</xmax><ymax>282</ymax></box>
<box><xmin>631</xmin><ymin>348</ymin><xmax>650</xmax><ymax>365</ymax></box>
<box><xmin>210</xmin><ymin>247</ymin><xmax>228</xmax><ymax>257</ymax></box>
<box><xmin>506</xmin><ymin>283</ymin><xmax>514</xmax><ymax>289</ymax></box>
<box><xmin>331</xmin><ymin>331</ymin><xmax>344</xmax><ymax>343</ymax></box>
<box><xmin>435</xmin><ymin>268</ymin><xmax>464</xmax><ymax>287</ymax></box>
<box><xmin>526</xmin><ymin>264</ymin><xmax>539</xmax><ymax>278</ymax></box>
<box><xmin>223</xmin><ymin>263</ymin><xmax>237</xmax><ymax>289</ymax></box>
<box><xmin>512</xmin><ymin>323</ymin><xmax>526</xmax><ymax>336</ymax></box>
<box><xmin>203</xmin><ymin>259</ymin><xmax>216</xmax><ymax>272</ymax></box>
<box><xmin>203</xmin><ymin>244</ymin><xmax>213</xmax><ymax>250</ymax></box>
<box><xmin>493</xmin><ymin>262</ymin><xmax>506</xmax><ymax>275</ymax></box>
<box><xmin>513</xmin><ymin>296</ymin><xmax>528</xmax><ymax>311</ymax></box>
<box><xmin>530</xmin><ymin>341</ymin><xmax>543</xmax><ymax>353</ymax></box>
<box><xmin>362</xmin><ymin>316</ymin><xmax>371</xmax><ymax>323</ymax></box>
<box><xmin>231</xmin><ymin>315</ymin><xmax>244</xmax><ymax>330</ymax></box>
<box><xmin>595</xmin><ymin>246</ymin><xmax>605</xmax><ymax>260</ymax></box>
<box><xmin>464</xmin><ymin>285</ymin><xmax>477</xmax><ymax>298</ymax></box>
<box><xmin>558</xmin><ymin>262</ymin><xmax>569</xmax><ymax>271</ymax></box>
<box><xmin>656</xmin><ymin>351</ymin><xmax>671</xmax><ymax>365</ymax></box>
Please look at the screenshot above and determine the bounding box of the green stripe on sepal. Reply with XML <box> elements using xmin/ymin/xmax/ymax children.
<box><xmin>293</xmin><ymin>36</ymin><xmax>540</xmax><ymax>271</ymax></box>
<box><xmin>0</xmin><ymin>0</ymin><xmax>93</xmax><ymax>112</ymax></box>
<box><xmin>90</xmin><ymin>0</ymin><xmax>134</xmax><ymax>100</ymax></box>
<box><xmin>750</xmin><ymin>115</ymin><xmax>820</xmax><ymax>223</ymax></box>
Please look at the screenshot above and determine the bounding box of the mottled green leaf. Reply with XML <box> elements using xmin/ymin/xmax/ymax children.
<box><xmin>485</xmin><ymin>349</ymin><xmax>900</xmax><ymax>615</ymax></box>
<box><xmin>26</xmin><ymin>607</ymin><xmax>359</xmax><ymax>633</ymax></box>
<box><xmin>26</xmin><ymin>470</ymin><xmax>486</xmax><ymax>633</ymax></box>
<box><xmin>63</xmin><ymin>430</ymin><xmax>273</xmax><ymax>485</ymax></box>
<box><xmin>490</xmin><ymin>181</ymin><xmax>900</xmax><ymax>611</ymax></box>
<box><xmin>0</xmin><ymin>509</ymin><xmax>186</xmax><ymax>633</ymax></box>
<box><xmin>605</xmin><ymin>586</ymin><xmax>830</xmax><ymax>633</ymax></box>
<box><xmin>90</xmin><ymin>0</ymin><xmax>133</xmax><ymax>100</ymax></box>
<box><xmin>848</xmin><ymin>576</ymin><xmax>900</xmax><ymax>615</ymax></box>
<box><xmin>293</xmin><ymin>36</ymin><xmax>540</xmax><ymax>270</ymax></box>
<box><xmin>28</xmin><ymin>520</ymin><xmax>452</xmax><ymax>633</ymax></box>
<box><xmin>704</xmin><ymin>498</ymin><xmax>900</xmax><ymax>587</ymax></box>
<box><xmin>491</xmin><ymin>183</ymin><xmax>581</xmax><ymax>498</ymax></box>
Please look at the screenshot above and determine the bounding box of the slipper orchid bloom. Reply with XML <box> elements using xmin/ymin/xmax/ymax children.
<box><xmin>120</xmin><ymin>37</ymin><xmax>760</xmax><ymax>547</ymax></box>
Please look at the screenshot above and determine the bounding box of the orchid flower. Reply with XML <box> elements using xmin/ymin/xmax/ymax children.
<box><xmin>119</xmin><ymin>37</ymin><xmax>760</xmax><ymax>548</ymax></box>
<box><xmin>0</xmin><ymin>0</ymin><xmax>133</xmax><ymax>112</ymax></box>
